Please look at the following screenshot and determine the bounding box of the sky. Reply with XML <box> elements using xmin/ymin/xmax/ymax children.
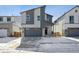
<box><xmin>0</xmin><ymin>5</ymin><xmax>75</xmax><ymax>22</ymax></box>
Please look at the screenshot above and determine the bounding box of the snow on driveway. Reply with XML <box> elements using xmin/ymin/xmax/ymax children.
<box><xmin>17</xmin><ymin>37</ymin><xmax>79</xmax><ymax>53</ymax></box>
<box><xmin>37</xmin><ymin>37</ymin><xmax>79</xmax><ymax>53</ymax></box>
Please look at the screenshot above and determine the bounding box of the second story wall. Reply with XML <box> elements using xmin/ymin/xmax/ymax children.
<box><xmin>21</xmin><ymin>6</ymin><xmax>46</xmax><ymax>28</ymax></box>
<box><xmin>14</xmin><ymin>16</ymin><xmax>22</xmax><ymax>28</ymax></box>
<box><xmin>45</xmin><ymin>14</ymin><xmax>52</xmax><ymax>23</ymax></box>
<box><xmin>34</xmin><ymin>8</ymin><xmax>41</xmax><ymax>28</ymax></box>
<box><xmin>54</xmin><ymin>6</ymin><xmax>79</xmax><ymax>32</ymax></box>
<box><xmin>0</xmin><ymin>16</ymin><xmax>15</xmax><ymax>23</ymax></box>
<box><xmin>63</xmin><ymin>6</ymin><xmax>79</xmax><ymax>24</ymax></box>
<box><xmin>0</xmin><ymin>16</ymin><xmax>22</xmax><ymax>28</ymax></box>
<box><xmin>55</xmin><ymin>6</ymin><xmax>79</xmax><ymax>25</ymax></box>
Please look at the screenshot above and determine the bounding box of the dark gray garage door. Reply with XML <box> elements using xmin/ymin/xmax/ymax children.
<box><xmin>24</xmin><ymin>28</ymin><xmax>42</xmax><ymax>37</ymax></box>
<box><xmin>66</xmin><ymin>28</ymin><xmax>79</xmax><ymax>37</ymax></box>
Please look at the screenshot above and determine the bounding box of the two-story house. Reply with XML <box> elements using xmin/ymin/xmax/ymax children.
<box><xmin>21</xmin><ymin>6</ymin><xmax>53</xmax><ymax>37</ymax></box>
<box><xmin>0</xmin><ymin>16</ymin><xmax>21</xmax><ymax>37</ymax></box>
<box><xmin>54</xmin><ymin>6</ymin><xmax>79</xmax><ymax>37</ymax></box>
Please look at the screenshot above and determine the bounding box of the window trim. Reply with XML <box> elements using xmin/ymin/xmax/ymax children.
<box><xmin>7</xmin><ymin>17</ymin><xmax>11</xmax><ymax>22</ymax></box>
<box><xmin>26</xmin><ymin>14</ymin><xmax>30</xmax><ymax>21</ymax></box>
<box><xmin>37</xmin><ymin>16</ymin><xmax>40</xmax><ymax>21</ymax></box>
<box><xmin>0</xmin><ymin>17</ymin><xmax>3</xmax><ymax>22</ymax></box>
<box><xmin>47</xmin><ymin>17</ymin><xmax>50</xmax><ymax>21</ymax></box>
<box><xmin>69</xmin><ymin>16</ymin><xmax>74</xmax><ymax>24</ymax></box>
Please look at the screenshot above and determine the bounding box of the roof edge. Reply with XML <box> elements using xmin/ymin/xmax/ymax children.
<box><xmin>20</xmin><ymin>5</ymin><xmax>46</xmax><ymax>14</ymax></box>
<box><xmin>54</xmin><ymin>5</ymin><xmax>79</xmax><ymax>24</ymax></box>
<box><xmin>45</xmin><ymin>13</ymin><xmax>53</xmax><ymax>17</ymax></box>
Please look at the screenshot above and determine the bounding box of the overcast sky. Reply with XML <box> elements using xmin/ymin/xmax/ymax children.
<box><xmin>0</xmin><ymin>5</ymin><xmax>75</xmax><ymax>21</ymax></box>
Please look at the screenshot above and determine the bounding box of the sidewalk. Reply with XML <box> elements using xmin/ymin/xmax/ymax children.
<box><xmin>0</xmin><ymin>49</ymin><xmax>30</xmax><ymax>53</ymax></box>
<box><xmin>63</xmin><ymin>37</ymin><xmax>79</xmax><ymax>42</ymax></box>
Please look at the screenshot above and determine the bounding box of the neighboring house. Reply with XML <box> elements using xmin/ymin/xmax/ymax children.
<box><xmin>0</xmin><ymin>16</ymin><xmax>21</xmax><ymax>37</ymax></box>
<box><xmin>21</xmin><ymin>6</ymin><xmax>53</xmax><ymax>37</ymax></box>
<box><xmin>54</xmin><ymin>6</ymin><xmax>79</xmax><ymax>37</ymax></box>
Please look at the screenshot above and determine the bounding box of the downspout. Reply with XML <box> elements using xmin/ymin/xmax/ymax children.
<box><xmin>53</xmin><ymin>23</ymin><xmax>54</xmax><ymax>37</ymax></box>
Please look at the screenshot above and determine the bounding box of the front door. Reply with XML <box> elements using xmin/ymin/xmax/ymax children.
<box><xmin>45</xmin><ymin>27</ymin><xmax>48</xmax><ymax>35</ymax></box>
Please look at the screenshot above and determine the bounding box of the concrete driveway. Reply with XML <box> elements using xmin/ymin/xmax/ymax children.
<box><xmin>17</xmin><ymin>37</ymin><xmax>79</xmax><ymax>53</ymax></box>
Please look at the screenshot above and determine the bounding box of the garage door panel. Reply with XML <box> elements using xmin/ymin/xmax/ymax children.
<box><xmin>0</xmin><ymin>29</ymin><xmax>7</xmax><ymax>37</ymax></box>
<box><xmin>66</xmin><ymin>28</ymin><xmax>79</xmax><ymax>37</ymax></box>
<box><xmin>24</xmin><ymin>28</ymin><xmax>42</xmax><ymax>37</ymax></box>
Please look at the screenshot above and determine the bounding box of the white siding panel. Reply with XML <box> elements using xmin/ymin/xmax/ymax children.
<box><xmin>64</xmin><ymin>24</ymin><xmax>79</xmax><ymax>30</ymax></box>
<box><xmin>21</xmin><ymin>12</ymin><xmax>26</xmax><ymax>24</ymax></box>
<box><xmin>22</xmin><ymin>8</ymin><xmax>41</xmax><ymax>28</ymax></box>
<box><xmin>14</xmin><ymin>17</ymin><xmax>22</xmax><ymax>27</ymax></box>
<box><xmin>64</xmin><ymin>7</ymin><xmax>79</xmax><ymax>24</ymax></box>
<box><xmin>34</xmin><ymin>8</ymin><xmax>41</xmax><ymax>28</ymax></box>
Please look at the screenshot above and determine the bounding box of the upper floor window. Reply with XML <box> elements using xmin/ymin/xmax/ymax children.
<box><xmin>0</xmin><ymin>17</ymin><xmax>3</xmax><ymax>22</ymax></box>
<box><xmin>37</xmin><ymin>16</ymin><xmax>40</xmax><ymax>21</ymax></box>
<box><xmin>7</xmin><ymin>17</ymin><xmax>11</xmax><ymax>22</ymax></box>
<box><xmin>69</xmin><ymin>16</ymin><xmax>74</xmax><ymax>24</ymax></box>
<box><xmin>26</xmin><ymin>15</ymin><xmax>30</xmax><ymax>21</ymax></box>
<box><xmin>47</xmin><ymin>16</ymin><xmax>50</xmax><ymax>21</ymax></box>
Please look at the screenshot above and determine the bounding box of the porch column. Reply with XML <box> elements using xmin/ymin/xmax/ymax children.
<box><xmin>21</xmin><ymin>28</ymin><xmax>24</xmax><ymax>37</ymax></box>
<box><xmin>48</xmin><ymin>26</ymin><xmax>52</xmax><ymax>36</ymax></box>
<box><xmin>42</xmin><ymin>28</ymin><xmax>45</xmax><ymax>36</ymax></box>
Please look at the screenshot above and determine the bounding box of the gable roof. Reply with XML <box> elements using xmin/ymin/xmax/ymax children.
<box><xmin>20</xmin><ymin>5</ymin><xmax>46</xmax><ymax>14</ymax></box>
<box><xmin>54</xmin><ymin>5</ymin><xmax>79</xmax><ymax>24</ymax></box>
<box><xmin>20</xmin><ymin>5</ymin><xmax>53</xmax><ymax>17</ymax></box>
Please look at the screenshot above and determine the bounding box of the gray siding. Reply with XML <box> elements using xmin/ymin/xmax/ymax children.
<box><xmin>26</xmin><ymin>9</ymin><xmax>34</xmax><ymax>24</ymax></box>
<box><xmin>40</xmin><ymin>6</ymin><xmax>46</xmax><ymax>28</ymax></box>
<box><xmin>47</xmin><ymin>14</ymin><xmax>52</xmax><ymax>23</ymax></box>
<box><xmin>40</xmin><ymin>6</ymin><xmax>52</xmax><ymax>28</ymax></box>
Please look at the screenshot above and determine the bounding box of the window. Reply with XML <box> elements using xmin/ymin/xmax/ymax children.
<box><xmin>26</xmin><ymin>15</ymin><xmax>30</xmax><ymax>21</ymax></box>
<box><xmin>47</xmin><ymin>17</ymin><xmax>49</xmax><ymax>21</ymax></box>
<box><xmin>37</xmin><ymin>16</ymin><xmax>40</xmax><ymax>21</ymax></box>
<box><xmin>69</xmin><ymin>16</ymin><xmax>74</xmax><ymax>24</ymax></box>
<box><xmin>7</xmin><ymin>17</ymin><xmax>11</xmax><ymax>22</ymax></box>
<box><xmin>0</xmin><ymin>17</ymin><xmax>3</xmax><ymax>22</ymax></box>
<box><xmin>47</xmin><ymin>16</ymin><xmax>50</xmax><ymax>21</ymax></box>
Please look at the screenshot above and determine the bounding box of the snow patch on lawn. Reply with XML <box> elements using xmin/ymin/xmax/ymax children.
<box><xmin>0</xmin><ymin>37</ymin><xmax>22</xmax><ymax>49</ymax></box>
